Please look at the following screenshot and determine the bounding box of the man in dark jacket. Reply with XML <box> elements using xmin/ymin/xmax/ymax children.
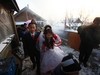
<box><xmin>78</xmin><ymin>17</ymin><xmax>100</xmax><ymax>67</ymax></box>
<box><xmin>22</xmin><ymin>19</ymin><xmax>40</xmax><ymax>75</ymax></box>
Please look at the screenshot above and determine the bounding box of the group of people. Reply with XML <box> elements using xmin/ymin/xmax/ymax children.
<box><xmin>17</xmin><ymin>17</ymin><xmax>100</xmax><ymax>75</ymax></box>
<box><xmin>19</xmin><ymin>19</ymin><xmax>81</xmax><ymax>75</ymax></box>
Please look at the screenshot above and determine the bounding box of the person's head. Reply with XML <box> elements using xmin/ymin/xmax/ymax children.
<box><xmin>28</xmin><ymin>19</ymin><xmax>37</xmax><ymax>33</ymax></box>
<box><xmin>20</xmin><ymin>23</ymin><xmax>27</xmax><ymax>29</ymax></box>
<box><xmin>43</xmin><ymin>25</ymin><xmax>54</xmax><ymax>49</ymax></box>
<box><xmin>61</xmin><ymin>53</ymin><xmax>81</xmax><ymax>75</ymax></box>
<box><xmin>93</xmin><ymin>17</ymin><xmax>100</xmax><ymax>25</ymax></box>
<box><xmin>43</xmin><ymin>25</ymin><xmax>54</xmax><ymax>39</ymax></box>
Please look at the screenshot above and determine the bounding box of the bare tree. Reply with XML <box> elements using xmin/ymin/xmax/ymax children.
<box><xmin>78</xmin><ymin>10</ymin><xmax>90</xmax><ymax>25</ymax></box>
<box><xmin>65</xmin><ymin>10</ymin><xmax>91</xmax><ymax>27</ymax></box>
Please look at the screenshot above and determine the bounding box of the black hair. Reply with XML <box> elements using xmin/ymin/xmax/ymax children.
<box><xmin>43</xmin><ymin>25</ymin><xmax>52</xmax><ymax>34</ymax></box>
<box><xmin>43</xmin><ymin>25</ymin><xmax>55</xmax><ymax>49</ymax></box>
<box><xmin>44</xmin><ymin>36</ymin><xmax>54</xmax><ymax>49</ymax></box>
<box><xmin>28</xmin><ymin>19</ymin><xmax>37</xmax><ymax>26</ymax></box>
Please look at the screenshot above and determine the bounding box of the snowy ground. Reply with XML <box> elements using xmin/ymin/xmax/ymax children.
<box><xmin>18</xmin><ymin>22</ymin><xmax>100</xmax><ymax>75</ymax></box>
<box><xmin>51</xmin><ymin>22</ymin><xmax>100</xmax><ymax>75</ymax></box>
<box><xmin>19</xmin><ymin>44</ymin><xmax>100</xmax><ymax>75</ymax></box>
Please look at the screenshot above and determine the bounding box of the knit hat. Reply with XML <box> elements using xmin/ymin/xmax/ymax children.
<box><xmin>61</xmin><ymin>53</ymin><xmax>81</xmax><ymax>72</ymax></box>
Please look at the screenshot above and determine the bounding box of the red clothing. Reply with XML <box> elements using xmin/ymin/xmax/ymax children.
<box><xmin>41</xmin><ymin>34</ymin><xmax>62</xmax><ymax>51</ymax></box>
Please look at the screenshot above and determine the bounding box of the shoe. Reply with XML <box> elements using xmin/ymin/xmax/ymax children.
<box><xmin>24</xmin><ymin>55</ymin><xmax>28</xmax><ymax>59</ymax></box>
<box><xmin>36</xmin><ymin>70</ymin><xmax>40</xmax><ymax>75</ymax></box>
<box><xmin>79</xmin><ymin>61</ymin><xmax>82</xmax><ymax>65</ymax></box>
<box><xmin>31</xmin><ymin>64</ymin><xmax>36</xmax><ymax>70</ymax></box>
<box><xmin>83</xmin><ymin>63</ymin><xmax>88</xmax><ymax>67</ymax></box>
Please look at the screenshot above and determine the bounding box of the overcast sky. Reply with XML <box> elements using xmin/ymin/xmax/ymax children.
<box><xmin>16</xmin><ymin>0</ymin><xmax>100</xmax><ymax>21</ymax></box>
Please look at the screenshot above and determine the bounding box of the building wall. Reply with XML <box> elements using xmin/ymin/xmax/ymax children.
<box><xmin>0</xmin><ymin>4</ymin><xmax>18</xmax><ymax>58</ymax></box>
<box><xmin>0</xmin><ymin>5</ymin><xmax>14</xmax><ymax>42</ymax></box>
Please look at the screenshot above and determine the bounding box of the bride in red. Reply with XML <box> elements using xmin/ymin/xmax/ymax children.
<box><xmin>38</xmin><ymin>25</ymin><xmax>64</xmax><ymax>75</ymax></box>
